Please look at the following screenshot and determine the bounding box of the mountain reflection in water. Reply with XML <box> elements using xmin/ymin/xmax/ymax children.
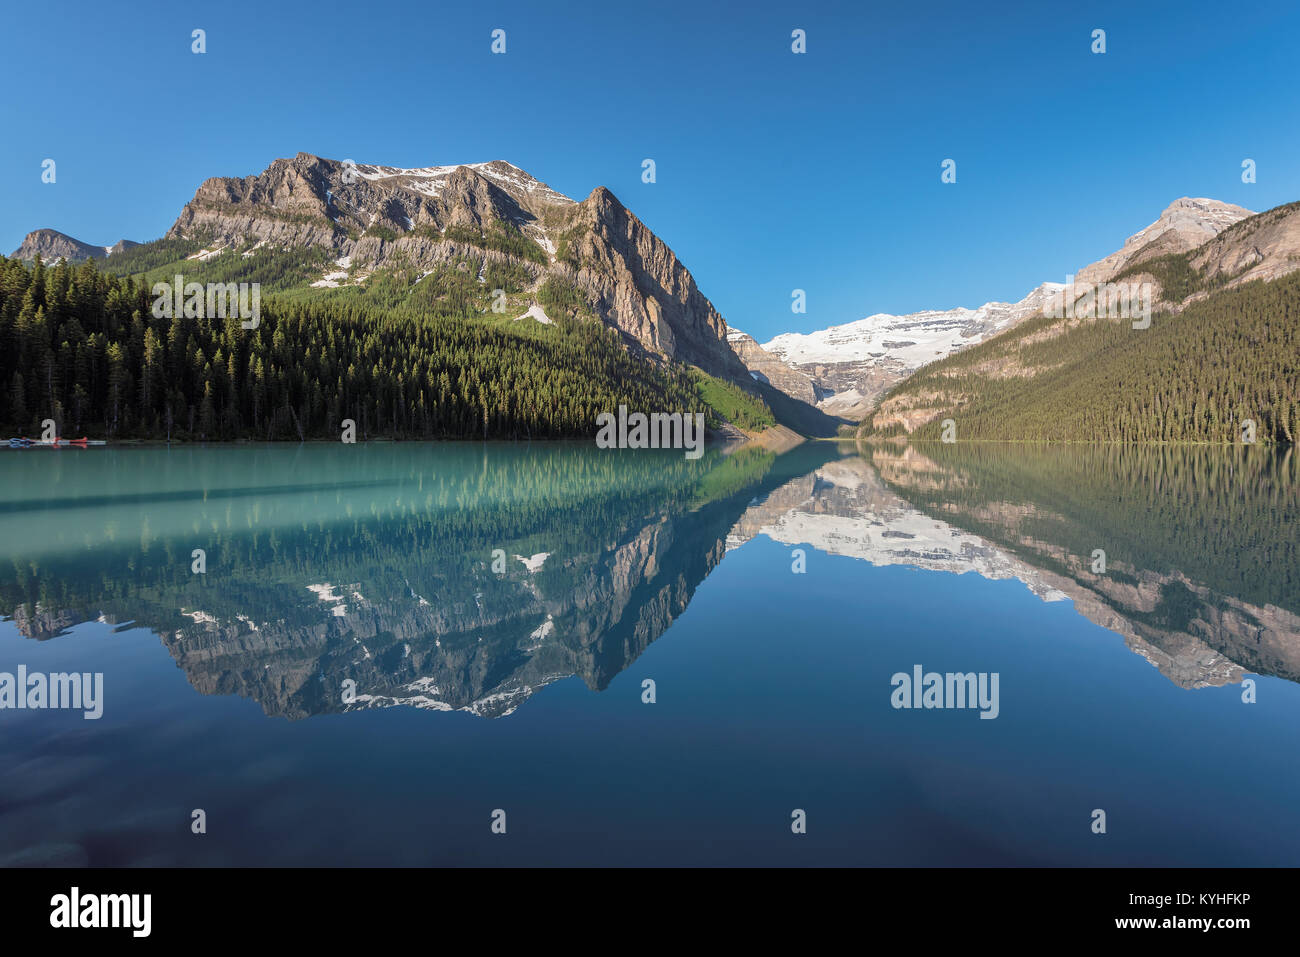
<box><xmin>1</xmin><ymin>441</ymin><xmax>1296</xmax><ymax>720</ymax></box>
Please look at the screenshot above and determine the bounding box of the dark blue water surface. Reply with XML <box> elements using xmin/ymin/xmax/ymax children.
<box><xmin>1</xmin><ymin>441</ymin><xmax>1296</xmax><ymax>865</ymax></box>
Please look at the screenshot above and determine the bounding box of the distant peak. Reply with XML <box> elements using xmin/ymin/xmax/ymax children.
<box><xmin>9</xmin><ymin>228</ymin><xmax>132</xmax><ymax>263</ymax></box>
<box><xmin>1159</xmin><ymin>196</ymin><xmax>1253</xmax><ymax>218</ymax></box>
<box><xmin>585</xmin><ymin>185</ymin><xmax>621</xmax><ymax>207</ymax></box>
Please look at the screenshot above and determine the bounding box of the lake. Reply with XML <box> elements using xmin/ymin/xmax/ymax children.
<box><xmin>1</xmin><ymin>440</ymin><xmax>1297</xmax><ymax>866</ymax></box>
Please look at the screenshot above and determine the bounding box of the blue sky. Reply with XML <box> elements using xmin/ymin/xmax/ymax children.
<box><xmin>2</xmin><ymin>0</ymin><xmax>1297</xmax><ymax>342</ymax></box>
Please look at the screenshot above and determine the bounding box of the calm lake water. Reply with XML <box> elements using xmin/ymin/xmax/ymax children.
<box><xmin>0</xmin><ymin>441</ymin><xmax>1297</xmax><ymax>866</ymax></box>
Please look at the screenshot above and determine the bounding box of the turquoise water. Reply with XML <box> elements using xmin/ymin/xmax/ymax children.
<box><xmin>0</xmin><ymin>441</ymin><xmax>1297</xmax><ymax>865</ymax></box>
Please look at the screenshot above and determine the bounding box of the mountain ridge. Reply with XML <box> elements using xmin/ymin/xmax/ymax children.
<box><xmin>155</xmin><ymin>152</ymin><xmax>752</xmax><ymax>382</ymax></box>
<box><xmin>9</xmin><ymin>228</ymin><xmax>138</xmax><ymax>264</ymax></box>
<box><xmin>737</xmin><ymin>197</ymin><xmax>1258</xmax><ymax>418</ymax></box>
<box><xmin>857</xmin><ymin>199</ymin><xmax>1300</xmax><ymax>444</ymax></box>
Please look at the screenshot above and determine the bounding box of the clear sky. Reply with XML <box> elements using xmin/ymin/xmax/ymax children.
<box><xmin>2</xmin><ymin>0</ymin><xmax>1297</xmax><ymax>342</ymax></box>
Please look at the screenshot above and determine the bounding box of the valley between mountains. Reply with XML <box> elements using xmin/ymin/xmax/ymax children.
<box><xmin>4</xmin><ymin>154</ymin><xmax>1297</xmax><ymax>446</ymax></box>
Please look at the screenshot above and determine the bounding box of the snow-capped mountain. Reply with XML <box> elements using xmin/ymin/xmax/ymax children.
<box><xmin>757</xmin><ymin>282</ymin><xmax>1065</xmax><ymax>418</ymax></box>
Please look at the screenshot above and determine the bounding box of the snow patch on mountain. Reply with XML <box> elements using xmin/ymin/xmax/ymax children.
<box><xmin>514</xmin><ymin>305</ymin><xmax>552</xmax><ymax>325</ymax></box>
<box><xmin>763</xmin><ymin>284</ymin><xmax>1065</xmax><ymax>368</ymax></box>
<box><xmin>354</xmin><ymin>160</ymin><xmax>574</xmax><ymax>206</ymax></box>
<box><xmin>515</xmin><ymin>552</ymin><xmax>550</xmax><ymax>572</ymax></box>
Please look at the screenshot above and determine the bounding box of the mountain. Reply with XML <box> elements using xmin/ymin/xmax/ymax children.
<box><xmin>159</xmin><ymin>152</ymin><xmax>751</xmax><ymax>381</ymax></box>
<box><xmin>745</xmin><ymin>197</ymin><xmax>1255</xmax><ymax>419</ymax></box>
<box><xmin>3</xmin><ymin>153</ymin><xmax>834</xmax><ymax>441</ymax></box>
<box><xmin>1072</xmin><ymin>197</ymin><xmax>1252</xmax><ymax>289</ymax></box>
<box><xmin>1147</xmin><ymin>198</ymin><xmax>1300</xmax><ymax>305</ymax></box>
<box><xmin>9</xmin><ymin>228</ymin><xmax>138</xmax><ymax>264</ymax></box>
<box><xmin>859</xmin><ymin>199</ymin><xmax>1300</xmax><ymax>444</ymax></box>
<box><xmin>168</xmin><ymin>157</ymin><xmax>574</xmax><ymax>250</ymax></box>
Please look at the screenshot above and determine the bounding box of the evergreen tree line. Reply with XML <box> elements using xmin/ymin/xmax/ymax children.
<box><xmin>0</xmin><ymin>255</ymin><xmax>710</xmax><ymax>440</ymax></box>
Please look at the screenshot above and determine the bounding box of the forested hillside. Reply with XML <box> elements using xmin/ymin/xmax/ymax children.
<box><xmin>859</xmin><ymin>269</ymin><xmax>1299</xmax><ymax>445</ymax></box>
<box><xmin>0</xmin><ymin>255</ymin><xmax>770</xmax><ymax>441</ymax></box>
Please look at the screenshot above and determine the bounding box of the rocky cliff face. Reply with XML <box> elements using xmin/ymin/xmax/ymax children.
<box><xmin>166</xmin><ymin>156</ymin><xmax>558</xmax><ymax>249</ymax></box>
<box><xmin>1187</xmin><ymin>200</ymin><xmax>1300</xmax><ymax>293</ymax></box>
<box><xmin>1073</xmin><ymin>197</ymin><xmax>1253</xmax><ymax>288</ymax></box>
<box><xmin>163</xmin><ymin>152</ymin><xmax>750</xmax><ymax>380</ymax></box>
<box><xmin>724</xmin><ymin>328</ymin><xmax>819</xmax><ymax>404</ymax></box>
<box><xmin>561</xmin><ymin>186</ymin><xmax>749</xmax><ymax>378</ymax></box>
<box><xmin>8</xmin><ymin>229</ymin><xmax>138</xmax><ymax>264</ymax></box>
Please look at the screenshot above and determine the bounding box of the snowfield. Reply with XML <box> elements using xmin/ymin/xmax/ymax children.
<box><xmin>762</xmin><ymin>283</ymin><xmax>1066</xmax><ymax>371</ymax></box>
